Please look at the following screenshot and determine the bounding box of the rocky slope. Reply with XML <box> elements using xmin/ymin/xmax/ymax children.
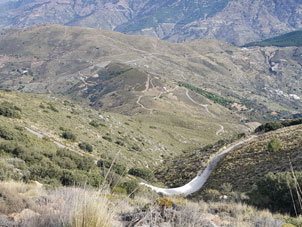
<box><xmin>0</xmin><ymin>0</ymin><xmax>302</xmax><ymax>45</ymax></box>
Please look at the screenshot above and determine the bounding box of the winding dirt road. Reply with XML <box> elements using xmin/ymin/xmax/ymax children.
<box><xmin>140</xmin><ymin>135</ymin><xmax>258</xmax><ymax>196</ymax></box>
<box><xmin>184</xmin><ymin>88</ymin><xmax>225</xmax><ymax>136</ymax></box>
<box><xmin>136</xmin><ymin>75</ymin><xmax>153</xmax><ymax>114</ymax></box>
<box><xmin>184</xmin><ymin>88</ymin><xmax>215</xmax><ymax>117</ymax></box>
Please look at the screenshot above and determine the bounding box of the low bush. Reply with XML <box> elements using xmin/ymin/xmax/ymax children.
<box><xmin>60</xmin><ymin>170</ymin><xmax>87</xmax><ymax>186</ymax></box>
<box><xmin>89</xmin><ymin>120</ymin><xmax>105</xmax><ymax>128</ymax></box>
<box><xmin>56</xmin><ymin>149</ymin><xmax>94</xmax><ymax>172</ymax></box>
<box><xmin>267</xmin><ymin>138</ymin><xmax>281</xmax><ymax>152</ymax></box>
<box><xmin>120</xmin><ymin>180</ymin><xmax>139</xmax><ymax>198</ymax></box>
<box><xmin>61</xmin><ymin>131</ymin><xmax>76</xmax><ymax>141</ymax></box>
<box><xmin>0</xmin><ymin>140</ymin><xmax>100</xmax><ymax>187</ymax></box>
<box><xmin>97</xmin><ymin>159</ymin><xmax>126</xmax><ymax>176</ymax></box>
<box><xmin>0</xmin><ymin>159</ymin><xmax>24</xmax><ymax>181</ymax></box>
<box><xmin>0</xmin><ymin>126</ymin><xmax>18</xmax><ymax>140</ymax></box>
<box><xmin>248</xmin><ymin>172</ymin><xmax>302</xmax><ymax>215</ymax></box>
<box><xmin>78</xmin><ymin>142</ymin><xmax>93</xmax><ymax>153</ymax></box>
<box><xmin>0</xmin><ymin>102</ymin><xmax>21</xmax><ymax>118</ymax></box>
<box><xmin>47</xmin><ymin>103</ymin><xmax>59</xmax><ymax>112</ymax></box>
<box><xmin>128</xmin><ymin>167</ymin><xmax>154</xmax><ymax>181</ymax></box>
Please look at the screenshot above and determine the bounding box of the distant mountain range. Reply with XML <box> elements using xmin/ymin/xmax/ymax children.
<box><xmin>0</xmin><ymin>0</ymin><xmax>302</xmax><ymax>45</ymax></box>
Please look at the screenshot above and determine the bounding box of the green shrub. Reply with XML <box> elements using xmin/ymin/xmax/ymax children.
<box><xmin>256</xmin><ymin>122</ymin><xmax>283</xmax><ymax>132</ymax></box>
<box><xmin>97</xmin><ymin>159</ymin><xmax>126</xmax><ymax>175</ymax></box>
<box><xmin>120</xmin><ymin>180</ymin><xmax>139</xmax><ymax>198</ymax></box>
<box><xmin>0</xmin><ymin>142</ymin><xmax>16</xmax><ymax>153</ymax></box>
<box><xmin>29</xmin><ymin>162</ymin><xmax>62</xmax><ymax>181</ymax></box>
<box><xmin>56</xmin><ymin>149</ymin><xmax>94</xmax><ymax>171</ymax></box>
<box><xmin>128</xmin><ymin>167</ymin><xmax>154</xmax><ymax>181</ymax></box>
<box><xmin>87</xmin><ymin>170</ymin><xmax>104</xmax><ymax>188</ymax></box>
<box><xmin>61</xmin><ymin>131</ymin><xmax>76</xmax><ymax>141</ymax></box>
<box><xmin>0</xmin><ymin>127</ymin><xmax>18</xmax><ymax>140</ymax></box>
<box><xmin>0</xmin><ymin>102</ymin><xmax>21</xmax><ymax>118</ymax></box>
<box><xmin>78</xmin><ymin>142</ymin><xmax>93</xmax><ymax>153</ymax></box>
<box><xmin>268</xmin><ymin>138</ymin><xmax>281</xmax><ymax>152</ymax></box>
<box><xmin>60</xmin><ymin>170</ymin><xmax>87</xmax><ymax>186</ymax></box>
<box><xmin>248</xmin><ymin>172</ymin><xmax>302</xmax><ymax>215</ymax></box>
<box><xmin>89</xmin><ymin>120</ymin><xmax>105</xmax><ymax>128</ymax></box>
<box><xmin>53</xmin><ymin>156</ymin><xmax>77</xmax><ymax>169</ymax></box>
<box><xmin>0</xmin><ymin>159</ymin><xmax>24</xmax><ymax>181</ymax></box>
<box><xmin>255</xmin><ymin>119</ymin><xmax>302</xmax><ymax>133</ymax></box>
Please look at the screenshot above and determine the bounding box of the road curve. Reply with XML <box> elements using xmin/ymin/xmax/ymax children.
<box><xmin>184</xmin><ymin>88</ymin><xmax>215</xmax><ymax>117</ymax></box>
<box><xmin>140</xmin><ymin>135</ymin><xmax>258</xmax><ymax>196</ymax></box>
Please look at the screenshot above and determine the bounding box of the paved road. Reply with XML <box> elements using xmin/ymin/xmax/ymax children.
<box><xmin>140</xmin><ymin>135</ymin><xmax>258</xmax><ymax>196</ymax></box>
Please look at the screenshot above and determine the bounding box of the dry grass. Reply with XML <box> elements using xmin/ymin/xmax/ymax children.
<box><xmin>1</xmin><ymin>180</ymin><xmax>44</xmax><ymax>197</ymax></box>
<box><xmin>0</xmin><ymin>181</ymin><xmax>300</xmax><ymax>227</ymax></box>
<box><xmin>0</xmin><ymin>181</ymin><xmax>118</xmax><ymax>227</ymax></box>
<box><xmin>72</xmin><ymin>188</ymin><xmax>117</xmax><ymax>227</ymax></box>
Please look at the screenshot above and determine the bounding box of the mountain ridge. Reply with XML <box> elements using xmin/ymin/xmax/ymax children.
<box><xmin>0</xmin><ymin>0</ymin><xmax>302</xmax><ymax>45</ymax></box>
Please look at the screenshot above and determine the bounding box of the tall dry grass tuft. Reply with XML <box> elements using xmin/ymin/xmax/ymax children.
<box><xmin>1</xmin><ymin>180</ymin><xmax>44</xmax><ymax>197</ymax></box>
<box><xmin>72</xmin><ymin>188</ymin><xmax>116</xmax><ymax>227</ymax></box>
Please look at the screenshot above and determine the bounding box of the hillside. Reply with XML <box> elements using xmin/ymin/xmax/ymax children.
<box><xmin>0</xmin><ymin>25</ymin><xmax>301</xmax><ymax>123</ymax></box>
<box><xmin>155</xmin><ymin>123</ymin><xmax>302</xmax><ymax>193</ymax></box>
<box><xmin>0</xmin><ymin>89</ymin><xmax>249</xmax><ymax>187</ymax></box>
<box><xmin>244</xmin><ymin>30</ymin><xmax>302</xmax><ymax>47</ymax></box>
<box><xmin>0</xmin><ymin>0</ymin><xmax>302</xmax><ymax>45</ymax></box>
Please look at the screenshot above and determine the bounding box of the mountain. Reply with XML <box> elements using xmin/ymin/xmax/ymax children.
<box><xmin>0</xmin><ymin>24</ymin><xmax>301</xmax><ymax>122</ymax></box>
<box><xmin>0</xmin><ymin>0</ymin><xmax>302</xmax><ymax>45</ymax></box>
<box><xmin>244</xmin><ymin>30</ymin><xmax>302</xmax><ymax>47</ymax></box>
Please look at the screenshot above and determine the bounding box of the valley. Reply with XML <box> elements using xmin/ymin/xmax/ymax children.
<box><xmin>0</xmin><ymin>22</ymin><xmax>302</xmax><ymax>226</ymax></box>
